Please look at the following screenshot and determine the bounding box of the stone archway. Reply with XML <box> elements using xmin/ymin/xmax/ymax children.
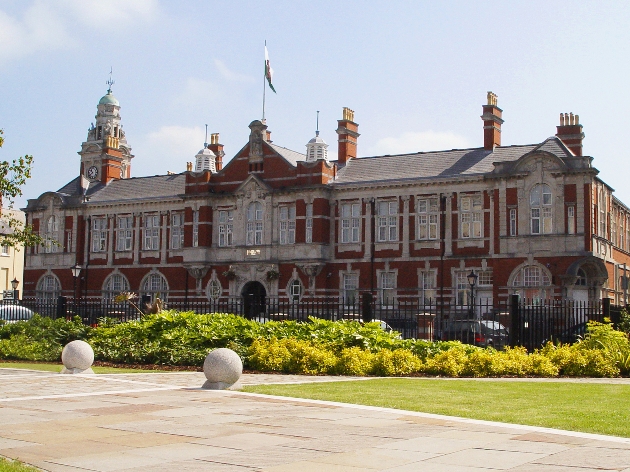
<box><xmin>241</xmin><ymin>281</ymin><xmax>266</xmax><ymax>320</ymax></box>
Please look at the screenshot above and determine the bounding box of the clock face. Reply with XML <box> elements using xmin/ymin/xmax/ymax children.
<box><xmin>87</xmin><ymin>166</ymin><xmax>98</xmax><ymax>179</ymax></box>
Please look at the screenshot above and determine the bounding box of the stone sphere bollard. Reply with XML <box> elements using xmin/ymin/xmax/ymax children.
<box><xmin>202</xmin><ymin>348</ymin><xmax>243</xmax><ymax>390</ymax></box>
<box><xmin>60</xmin><ymin>340</ymin><xmax>95</xmax><ymax>374</ymax></box>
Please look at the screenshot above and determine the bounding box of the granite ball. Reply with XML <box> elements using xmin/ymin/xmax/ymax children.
<box><xmin>202</xmin><ymin>348</ymin><xmax>243</xmax><ymax>389</ymax></box>
<box><xmin>61</xmin><ymin>340</ymin><xmax>94</xmax><ymax>373</ymax></box>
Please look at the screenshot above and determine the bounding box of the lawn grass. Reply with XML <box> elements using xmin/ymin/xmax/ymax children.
<box><xmin>0</xmin><ymin>361</ymin><xmax>157</xmax><ymax>374</ymax></box>
<box><xmin>243</xmin><ymin>378</ymin><xmax>630</xmax><ymax>438</ymax></box>
<box><xmin>0</xmin><ymin>457</ymin><xmax>39</xmax><ymax>472</ymax></box>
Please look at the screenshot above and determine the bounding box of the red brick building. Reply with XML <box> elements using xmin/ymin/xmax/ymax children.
<box><xmin>22</xmin><ymin>89</ymin><xmax>630</xmax><ymax>312</ymax></box>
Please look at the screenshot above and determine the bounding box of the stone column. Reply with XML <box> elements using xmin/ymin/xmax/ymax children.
<box><xmin>160</xmin><ymin>213</ymin><xmax>168</xmax><ymax>264</ymax></box>
<box><xmin>364</xmin><ymin>198</ymin><xmax>372</xmax><ymax>260</ymax></box>
<box><xmin>445</xmin><ymin>193</ymin><xmax>453</xmax><ymax>256</ymax></box>
<box><xmin>133</xmin><ymin>213</ymin><xmax>140</xmax><ymax>262</ymax></box>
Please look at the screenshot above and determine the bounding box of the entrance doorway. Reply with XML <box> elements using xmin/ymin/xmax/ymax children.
<box><xmin>241</xmin><ymin>281</ymin><xmax>266</xmax><ymax>320</ymax></box>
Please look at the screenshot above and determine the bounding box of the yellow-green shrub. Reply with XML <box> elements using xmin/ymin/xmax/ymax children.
<box><xmin>336</xmin><ymin>347</ymin><xmax>375</xmax><ymax>376</ymax></box>
<box><xmin>540</xmin><ymin>343</ymin><xmax>619</xmax><ymax>377</ymax></box>
<box><xmin>284</xmin><ymin>339</ymin><xmax>338</xmax><ymax>374</ymax></box>
<box><xmin>527</xmin><ymin>352</ymin><xmax>559</xmax><ymax>377</ymax></box>
<box><xmin>461</xmin><ymin>349</ymin><xmax>504</xmax><ymax>377</ymax></box>
<box><xmin>247</xmin><ymin>338</ymin><xmax>292</xmax><ymax>372</ymax></box>
<box><xmin>422</xmin><ymin>345</ymin><xmax>470</xmax><ymax>377</ymax></box>
<box><xmin>372</xmin><ymin>349</ymin><xmax>422</xmax><ymax>376</ymax></box>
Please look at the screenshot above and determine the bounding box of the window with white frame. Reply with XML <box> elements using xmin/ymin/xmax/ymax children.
<box><xmin>340</xmin><ymin>202</ymin><xmax>360</xmax><ymax>243</ymax></box>
<box><xmin>620</xmin><ymin>216</ymin><xmax>625</xmax><ymax>250</ymax></box>
<box><xmin>218</xmin><ymin>210</ymin><xmax>233</xmax><ymax>247</ymax></box>
<box><xmin>612</xmin><ymin>212</ymin><xmax>617</xmax><ymax>247</ymax></box>
<box><xmin>206</xmin><ymin>279</ymin><xmax>222</xmax><ymax>301</ymax></box>
<box><xmin>103</xmin><ymin>273</ymin><xmax>130</xmax><ymax>301</ymax></box>
<box><xmin>66</xmin><ymin>231</ymin><xmax>72</xmax><ymax>253</ymax></box>
<box><xmin>599</xmin><ymin>189</ymin><xmax>607</xmax><ymax>238</ymax></box>
<box><xmin>343</xmin><ymin>273</ymin><xmax>359</xmax><ymax>306</ymax></box>
<box><xmin>512</xmin><ymin>265</ymin><xmax>552</xmax><ymax>303</ymax></box>
<box><xmin>36</xmin><ymin>275</ymin><xmax>60</xmax><ymax>301</ymax></box>
<box><xmin>289</xmin><ymin>279</ymin><xmax>302</xmax><ymax>302</ymax></box>
<box><xmin>477</xmin><ymin>271</ymin><xmax>493</xmax><ymax>287</ymax></box>
<box><xmin>379</xmin><ymin>271</ymin><xmax>396</xmax><ymax>307</ymax></box>
<box><xmin>170</xmin><ymin>213</ymin><xmax>184</xmax><ymax>249</ymax></box>
<box><xmin>246</xmin><ymin>202</ymin><xmax>263</xmax><ymax>246</ymax></box>
<box><xmin>419</xmin><ymin>271</ymin><xmax>436</xmax><ymax>304</ymax></box>
<box><xmin>143</xmin><ymin>215</ymin><xmax>160</xmax><ymax>250</ymax></box>
<box><xmin>116</xmin><ymin>216</ymin><xmax>133</xmax><ymax>251</ymax></box>
<box><xmin>192</xmin><ymin>210</ymin><xmax>199</xmax><ymax>247</ymax></box>
<box><xmin>279</xmin><ymin>205</ymin><xmax>296</xmax><ymax>245</ymax></box>
<box><xmin>44</xmin><ymin>216</ymin><xmax>59</xmax><ymax>253</ymax></box>
<box><xmin>530</xmin><ymin>184</ymin><xmax>552</xmax><ymax>235</ymax></box>
<box><xmin>141</xmin><ymin>272</ymin><xmax>168</xmax><ymax>301</ymax></box>
<box><xmin>509</xmin><ymin>208</ymin><xmax>517</xmax><ymax>236</ymax></box>
<box><xmin>92</xmin><ymin>217</ymin><xmax>107</xmax><ymax>252</ymax></box>
<box><xmin>1</xmin><ymin>245</ymin><xmax>9</xmax><ymax>256</ymax></box>
<box><xmin>305</xmin><ymin>203</ymin><xmax>313</xmax><ymax>243</ymax></box>
<box><xmin>567</xmin><ymin>206</ymin><xmax>575</xmax><ymax>235</ymax></box>
<box><xmin>377</xmin><ymin>201</ymin><xmax>398</xmax><ymax>242</ymax></box>
<box><xmin>417</xmin><ymin>197</ymin><xmax>438</xmax><ymax>240</ymax></box>
<box><xmin>460</xmin><ymin>194</ymin><xmax>483</xmax><ymax>238</ymax></box>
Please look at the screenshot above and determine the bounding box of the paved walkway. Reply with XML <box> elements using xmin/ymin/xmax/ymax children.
<box><xmin>1</xmin><ymin>369</ymin><xmax>630</xmax><ymax>471</ymax></box>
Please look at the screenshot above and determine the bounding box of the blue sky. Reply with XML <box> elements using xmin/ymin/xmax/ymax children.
<box><xmin>1</xmin><ymin>1</ymin><xmax>629</xmax><ymax>208</ymax></box>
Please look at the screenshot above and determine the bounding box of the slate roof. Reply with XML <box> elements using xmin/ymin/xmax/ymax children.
<box><xmin>333</xmin><ymin>137</ymin><xmax>572</xmax><ymax>185</ymax></box>
<box><xmin>269</xmin><ymin>143</ymin><xmax>305</xmax><ymax>167</ymax></box>
<box><xmin>55</xmin><ymin>174</ymin><xmax>186</xmax><ymax>204</ymax></box>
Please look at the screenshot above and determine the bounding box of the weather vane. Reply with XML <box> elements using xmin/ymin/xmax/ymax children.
<box><xmin>106</xmin><ymin>67</ymin><xmax>115</xmax><ymax>93</ymax></box>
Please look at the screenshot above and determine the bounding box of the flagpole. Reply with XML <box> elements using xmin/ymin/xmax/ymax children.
<box><xmin>262</xmin><ymin>40</ymin><xmax>266</xmax><ymax>121</ymax></box>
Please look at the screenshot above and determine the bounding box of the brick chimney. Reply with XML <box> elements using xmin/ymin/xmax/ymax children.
<box><xmin>207</xmin><ymin>133</ymin><xmax>224</xmax><ymax>171</ymax></box>
<box><xmin>336</xmin><ymin>107</ymin><xmax>360</xmax><ymax>165</ymax></box>
<box><xmin>555</xmin><ymin>113</ymin><xmax>585</xmax><ymax>156</ymax></box>
<box><xmin>480</xmin><ymin>91</ymin><xmax>503</xmax><ymax>150</ymax></box>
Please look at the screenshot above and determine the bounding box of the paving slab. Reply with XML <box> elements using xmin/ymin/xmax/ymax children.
<box><xmin>1</xmin><ymin>368</ymin><xmax>630</xmax><ymax>471</ymax></box>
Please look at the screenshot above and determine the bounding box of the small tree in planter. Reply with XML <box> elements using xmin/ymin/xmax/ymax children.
<box><xmin>266</xmin><ymin>268</ymin><xmax>280</xmax><ymax>281</ymax></box>
<box><xmin>223</xmin><ymin>266</ymin><xmax>237</xmax><ymax>281</ymax></box>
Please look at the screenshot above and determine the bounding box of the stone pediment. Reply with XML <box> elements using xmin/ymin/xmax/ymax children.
<box><xmin>234</xmin><ymin>174</ymin><xmax>271</xmax><ymax>200</ymax></box>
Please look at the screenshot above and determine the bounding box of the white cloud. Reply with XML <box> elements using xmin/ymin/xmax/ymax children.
<box><xmin>372</xmin><ymin>130</ymin><xmax>471</xmax><ymax>155</ymax></box>
<box><xmin>172</xmin><ymin>78</ymin><xmax>220</xmax><ymax>107</ymax></box>
<box><xmin>60</xmin><ymin>0</ymin><xmax>158</xmax><ymax>28</ymax></box>
<box><xmin>135</xmin><ymin>125</ymin><xmax>205</xmax><ymax>174</ymax></box>
<box><xmin>0</xmin><ymin>0</ymin><xmax>158</xmax><ymax>65</ymax></box>
<box><xmin>0</xmin><ymin>2</ymin><xmax>76</xmax><ymax>63</ymax></box>
<box><xmin>214</xmin><ymin>59</ymin><xmax>255</xmax><ymax>83</ymax></box>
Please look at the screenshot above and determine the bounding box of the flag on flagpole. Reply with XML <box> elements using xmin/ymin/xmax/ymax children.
<box><xmin>264</xmin><ymin>46</ymin><xmax>276</xmax><ymax>93</ymax></box>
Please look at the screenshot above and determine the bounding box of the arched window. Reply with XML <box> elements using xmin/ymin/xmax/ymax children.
<box><xmin>289</xmin><ymin>279</ymin><xmax>302</xmax><ymax>303</ymax></box>
<box><xmin>530</xmin><ymin>184</ymin><xmax>552</xmax><ymax>234</ymax></box>
<box><xmin>44</xmin><ymin>216</ymin><xmax>59</xmax><ymax>253</ymax></box>
<box><xmin>140</xmin><ymin>272</ymin><xmax>168</xmax><ymax>301</ymax></box>
<box><xmin>576</xmin><ymin>268</ymin><xmax>588</xmax><ymax>286</ymax></box>
<box><xmin>512</xmin><ymin>265</ymin><xmax>552</xmax><ymax>303</ymax></box>
<box><xmin>206</xmin><ymin>279</ymin><xmax>222</xmax><ymax>302</ymax></box>
<box><xmin>103</xmin><ymin>273</ymin><xmax>130</xmax><ymax>301</ymax></box>
<box><xmin>246</xmin><ymin>202</ymin><xmax>264</xmax><ymax>246</ymax></box>
<box><xmin>36</xmin><ymin>274</ymin><xmax>60</xmax><ymax>301</ymax></box>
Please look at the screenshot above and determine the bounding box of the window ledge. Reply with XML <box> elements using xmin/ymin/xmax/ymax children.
<box><xmin>337</xmin><ymin>243</ymin><xmax>362</xmax><ymax>252</ymax></box>
<box><xmin>414</xmin><ymin>241</ymin><xmax>440</xmax><ymax>250</ymax></box>
<box><xmin>140</xmin><ymin>250</ymin><xmax>159</xmax><ymax>258</ymax></box>
<box><xmin>375</xmin><ymin>242</ymin><xmax>399</xmax><ymax>251</ymax></box>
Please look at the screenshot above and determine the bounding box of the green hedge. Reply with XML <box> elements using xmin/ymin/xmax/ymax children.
<box><xmin>0</xmin><ymin>312</ymin><xmax>628</xmax><ymax>377</ymax></box>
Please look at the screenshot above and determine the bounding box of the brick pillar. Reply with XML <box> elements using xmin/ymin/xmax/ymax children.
<box><xmin>336</xmin><ymin>107</ymin><xmax>360</xmax><ymax>166</ymax></box>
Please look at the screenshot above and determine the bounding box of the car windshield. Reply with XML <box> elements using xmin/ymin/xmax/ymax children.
<box><xmin>481</xmin><ymin>321</ymin><xmax>508</xmax><ymax>335</ymax></box>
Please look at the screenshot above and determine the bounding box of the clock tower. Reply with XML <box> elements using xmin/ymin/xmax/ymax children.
<box><xmin>78</xmin><ymin>79</ymin><xmax>133</xmax><ymax>185</ymax></box>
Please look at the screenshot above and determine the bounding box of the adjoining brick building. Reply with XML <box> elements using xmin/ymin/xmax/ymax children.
<box><xmin>22</xmin><ymin>89</ymin><xmax>630</xmax><ymax>313</ymax></box>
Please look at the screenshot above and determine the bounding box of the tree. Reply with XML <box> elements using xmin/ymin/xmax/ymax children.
<box><xmin>0</xmin><ymin>129</ymin><xmax>44</xmax><ymax>248</ymax></box>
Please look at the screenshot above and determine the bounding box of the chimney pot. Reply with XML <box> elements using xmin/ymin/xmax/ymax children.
<box><xmin>337</xmin><ymin>107</ymin><xmax>360</xmax><ymax>166</ymax></box>
<box><xmin>207</xmin><ymin>132</ymin><xmax>224</xmax><ymax>170</ymax></box>
<box><xmin>555</xmin><ymin>111</ymin><xmax>585</xmax><ymax>156</ymax></box>
<box><xmin>481</xmin><ymin>91</ymin><xmax>503</xmax><ymax>150</ymax></box>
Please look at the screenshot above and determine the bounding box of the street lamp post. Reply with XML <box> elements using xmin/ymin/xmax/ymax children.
<box><xmin>467</xmin><ymin>270</ymin><xmax>478</xmax><ymax>320</ymax></box>
<box><xmin>71</xmin><ymin>264</ymin><xmax>82</xmax><ymax>308</ymax></box>
<box><xmin>10</xmin><ymin>278</ymin><xmax>19</xmax><ymax>301</ymax></box>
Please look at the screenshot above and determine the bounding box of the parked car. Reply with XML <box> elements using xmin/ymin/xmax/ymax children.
<box><xmin>436</xmin><ymin>319</ymin><xmax>509</xmax><ymax>349</ymax></box>
<box><xmin>0</xmin><ymin>305</ymin><xmax>35</xmax><ymax>322</ymax></box>
<box><xmin>542</xmin><ymin>322</ymin><xmax>587</xmax><ymax>345</ymax></box>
